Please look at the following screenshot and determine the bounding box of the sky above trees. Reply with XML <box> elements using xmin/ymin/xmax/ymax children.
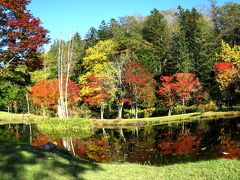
<box><xmin>28</xmin><ymin>0</ymin><xmax>240</xmax><ymax>50</ymax></box>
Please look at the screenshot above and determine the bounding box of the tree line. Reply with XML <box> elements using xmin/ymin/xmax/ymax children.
<box><xmin>0</xmin><ymin>0</ymin><xmax>240</xmax><ymax>119</ymax></box>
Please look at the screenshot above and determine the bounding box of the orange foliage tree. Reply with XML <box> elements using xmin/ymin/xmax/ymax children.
<box><xmin>214</xmin><ymin>62</ymin><xmax>238</xmax><ymax>105</ymax></box>
<box><xmin>30</xmin><ymin>79</ymin><xmax>79</xmax><ymax>115</ymax></box>
<box><xmin>80</xmin><ymin>75</ymin><xmax>113</xmax><ymax>119</ymax></box>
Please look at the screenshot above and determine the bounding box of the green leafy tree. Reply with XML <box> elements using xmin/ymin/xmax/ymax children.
<box><xmin>0</xmin><ymin>82</ymin><xmax>19</xmax><ymax>112</ymax></box>
<box><xmin>211</xmin><ymin>2</ymin><xmax>240</xmax><ymax>46</ymax></box>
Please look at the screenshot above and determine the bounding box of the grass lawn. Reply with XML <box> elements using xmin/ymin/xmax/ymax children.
<box><xmin>1</xmin><ymin>111</ymin><xmax>240</xmax><ymax>129</ymax></box>
<box><xmin>93</xmin><ymin>111</ymin><xmax>240</xmax><ymax>128</ymax></box>
<box><xmin>0</xmin><ymin>142</ymin><xmax>239</xmax><ymax>180</ymax></box>
<box><xmin>0</xmin><ymin>111</ymin><xmax>47</xmax><ymax>125</ymax></box>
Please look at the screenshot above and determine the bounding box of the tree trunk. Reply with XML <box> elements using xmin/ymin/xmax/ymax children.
<box><xmin>182</xmin><ymin>99</ymin><xmax>185</xmax><ymax>114</ymax></box>
<box><xmin>168</xmin><ymin>109</ymin><xmax>172</xmax><ymax>116</ymax></box>
<box><xmin>119</xmin><ymin>128</ymin><xmax>126</xmax><ymax>141</ymax></box>
<box><xmin>118</xmin><ymin>102</ymin><xmax>124</xmax><ymax>119</ymax></box>
<box><xmin>135</xmin><ymin>103</ymin><xmax>138</xmax><ymax>119</ymax></box>
<box><xmin>29</xmin><ymin>123</ymin><xmax>32</xmax><ymax>145</ymax></box>
<box><xmin>100</xmin><ymin>104</ymin><xmax>104</xmax><ymax>120</ymax></box>
<box><xmin>26</xmin><ymin>94</ymin><xmax>30</xmax><ymax>114</ymax></box>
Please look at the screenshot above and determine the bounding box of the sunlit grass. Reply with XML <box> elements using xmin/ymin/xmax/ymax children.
<box><xmin>93</xmin><ymin>111</ymin><xmax>240</xmax><ymax>128</ymax></box>
<box><xmin>0</xmin><ymin>142</ymin><xmax>239</xmax><ymax>180</ymax></box>
<box><xmin>1</xmin><ymin>110</ymin><xmax>240</xmax><ymax>128</ymax></box>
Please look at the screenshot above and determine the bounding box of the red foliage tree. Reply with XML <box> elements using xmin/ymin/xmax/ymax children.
<box><xmin>159</xmin><ymin>76</ymin><xmax>177</xmax><ymax>115</ymax></box>
<box><xmin>0</xmin><ymin>0</ymin><xmax>49</xmax><ymax>69</ymax></box>
<box><xmin>81</xmin><ymin>76</ymin><xmax>112</xmax><ymax>106</ymax></box>
<box><xmin>174</xmin><ymin>73</ymin><xmax>201</xmax><ymax>105</ymax></box>
<box><xmin>30</xmin><ymin>79</ymin><xmax>79</xmax><ymax>114</ymax></box>
<box><xmin>159</xmin><ymin>73</ymin><xmax>201</xmax><ymax>115</ymax></box>
<box><xmin>123</xmin><ymin>62</ymin><xmax>156</xmax><ymax>118</ymax></box>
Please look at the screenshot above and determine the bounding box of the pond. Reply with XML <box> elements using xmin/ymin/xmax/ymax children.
<box><xmin>0</xmin><ymin>118</ymin><xmax>239</xmax><ymax>166</ymax></box>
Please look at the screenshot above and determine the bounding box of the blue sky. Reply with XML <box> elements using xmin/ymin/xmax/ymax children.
<box><xmin>28</xmin><ymin>0</ymin><xmax>240</xmax><ymax>50</ymax></box>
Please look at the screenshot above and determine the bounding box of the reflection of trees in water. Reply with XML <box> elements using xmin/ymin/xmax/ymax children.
<box><xmin>0</xmin><ymin>124</ymin><xmax>31</xmax><ymax>144</ymax></box>
<box><xmin>62</xmin><ymin>138</ymin><xmax>76</xmax><ymax>156</ymax></box>
<box><xmin>218</xmin><ymin>128</ymin><xmax>240</xmax><ymax>159</ymax></box>
<box><xmin>158</xmin><ymin>125</ymin><xmax>201</xmax><ymax>155</ymax></box>
<box><xmin>4</xmin><ymin>118</ymin><xmax>239</xmax><ymax>165</ymax></box>
<box><xmin>87</xmin><ymin>138</ymin><xmax>113</xmax><ymax>162</ymax></box>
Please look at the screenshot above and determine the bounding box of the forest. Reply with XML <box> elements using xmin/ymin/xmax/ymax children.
<box><xmin>0</xmin><ymin>0</ymin><xmax>240</xmax><ymax>120</ymax></box>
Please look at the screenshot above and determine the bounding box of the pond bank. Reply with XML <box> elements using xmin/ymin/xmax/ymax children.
<box><xmin>0</xmin><ymin>142</ymin><xmax>239</xmax><ymax>179</ymax></box>
<box><xmin>1</xmin><ymin>111</ymin><xmax>240</xmax><ymax>128</ymax></box>
<box><xmin>93</xmin><ymin>111</ymin><xmax>240</xmax><ymax>128</ymax></box>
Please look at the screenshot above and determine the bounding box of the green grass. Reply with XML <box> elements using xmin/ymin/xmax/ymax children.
<box><xmin>37</xmin><ymin>118</ymin><xmax>93</xmax><ymax>138</ymax></box>
<box><xmin>0</xmin><ymin>142</ymin><xmax>239</xmax><ymax>180</ymax></box>
<box><xmin>0</xmin><ymin>111</ymin><xmax>47</xmax><ymax>125</ymax></box>
<box><xmin>93</xmin><ymin>111</ymin><xmax>240</xmax><ymax>128</ymax></box>
<box><xmin>1</xmin><ymin>111</ymin><xmax>240</xmax><ymax>129</ymax></box>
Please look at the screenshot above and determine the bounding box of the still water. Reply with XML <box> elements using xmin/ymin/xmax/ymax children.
<box><xmin>0</xmin><ymin>118</ymin><xmax>239</xmax><ymax>165</ymax></box>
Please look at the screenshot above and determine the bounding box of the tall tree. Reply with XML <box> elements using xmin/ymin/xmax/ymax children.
<box><xmin>0</xmin><ymin>0</ymin><xmax>49</xmax><ymax>70</ymax></box>
<box><xmin>170</xmin><ymin>7</ymin><xmax>214</xmax><ymax>83</ymax></box>
<box><xmin>142</xmin><ymin>9</ymin><xmax>169</xmax><ymax>77</ymax></box>
<box><xmin>69</xmin><ymin>32</ymin><xmax>85</xmax><ymax>82</ymax></box>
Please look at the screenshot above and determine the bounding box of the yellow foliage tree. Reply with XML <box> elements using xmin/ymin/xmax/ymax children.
<box><xmin>219</xmin><ymin>40</ymin><xmax>240</xmax><ymax>67</ymax></box>
<box><xmin>83</xmin><ymin>39</ymin><xmax>117</xmax><ymax>70</ymax></box>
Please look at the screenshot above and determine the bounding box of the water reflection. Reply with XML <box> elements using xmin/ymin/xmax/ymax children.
<box><xmin>0</xmin><ymin>118</ymin><xmax>239</xmax><ymax>165</ymax></box>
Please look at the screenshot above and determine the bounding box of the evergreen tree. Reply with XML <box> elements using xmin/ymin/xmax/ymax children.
<box><xmin>70</xmin><ymin>32</ymin><xmax>85</xmax><ymax>82</ymax></box>
<box><xmin>84</xmin><ymin>27</ymin><xmax>99</xmax><ymax>48</ymax></box>
<box><xmin>142</xmin><ymin>9</ymin><xmax>169</xmax><ymax>77</ymax></box>
<box><xmin>170</xmin><ymin>7</ymin><xmax>214</xmax><ymax>83</ymax></box>
<box><xmin>98</xmin><ymin>20</ymin><xmax>112</xmax><ymax>40</ymax></box>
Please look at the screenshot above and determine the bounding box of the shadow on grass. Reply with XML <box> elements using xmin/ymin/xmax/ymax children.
<box><xmin>0</xmin><ymin>142</ymin><xmax>103</xmax><ymax>179</ymax></box>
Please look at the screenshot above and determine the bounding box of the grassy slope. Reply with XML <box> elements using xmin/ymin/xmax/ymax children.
<box><xmin>0</xmin><ymin>142</ymin><xmax>239</xmax><ymax>180</ymax></box>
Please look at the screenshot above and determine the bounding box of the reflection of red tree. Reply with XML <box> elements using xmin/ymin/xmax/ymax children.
<box><xmin>158</xmin><ymin>132</ymin><xmax>201</xmax><ymax>155</ymax></box>
<box><xmin>218</xmin><ymin>130</ymin><xmax>240</xmax><ymax>159</ymax></box>
<box><xmin>219</xmin><ymin>140</ymin><xmax>240</xmax><ymax>159</ymax></box>
<box><xmin>126</xmin><ymin>141</ymin><xmax>155</xmax><ymax>163</ymax></box>
<box><xmin>74</xmin><ymin>140</ymin><xmax>88</xmax><ymax>158</ymax></box>
<box><xmin>87</xmin><ymin>139</ymin><xmax>113</xmax><ymax>162</ymax></box>
<box><xmin>32</xmin><ymin>133</ymin><xmax>63</xmax><ymax>147</ymax></box>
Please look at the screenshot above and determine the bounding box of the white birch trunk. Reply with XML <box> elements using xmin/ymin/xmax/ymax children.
<box><xmin>118</xmin><ymin>102</ymin><xmax>124</xmax><ymax>119</ymax></box>
<box><xmin>26</xmin><ymin>94</ymin><xmax>30</xmax><ymax>114</ymax></box>
<box><xmin>100</xmin><ymin>104</ymin><xmax>104</xmax><ymax>120</ymax></box>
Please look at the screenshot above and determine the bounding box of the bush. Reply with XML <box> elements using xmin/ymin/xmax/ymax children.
<box><xmin>172</xmin><ymin>105</ymin><xmax>198</xmax><ymax>114</ymax></box>
<box><xmin>198</xmin><ymin>101</ymin><xmax>218</xmax><ymax>112</ymax></box>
